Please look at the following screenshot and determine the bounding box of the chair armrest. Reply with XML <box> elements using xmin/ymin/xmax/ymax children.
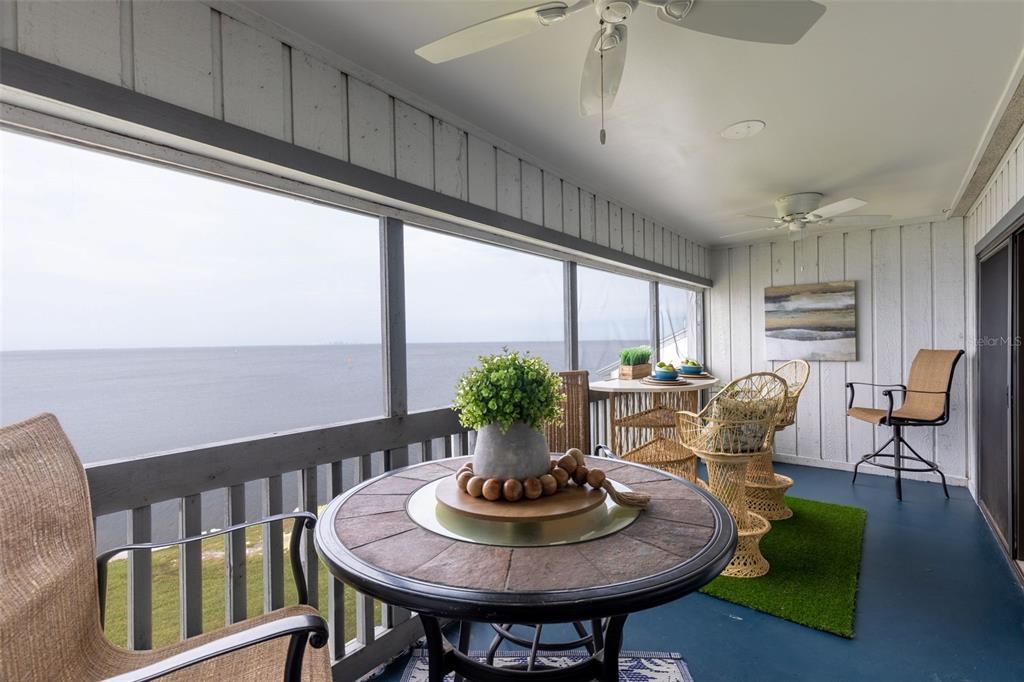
<box><xmin>846</xmin><ymin>382</ymin><xmax>907</xmax><ymax>388</ymax></box>
<box><xmin>846</xmin><ymin>382</ymin><xmax>908</xmax><ymax>410</ymax></box>
<box><xmin>102</xmin><ymin>613</ymin><xmax>328</xmax><ymax>682</ymax></box>
<box><xmin>592</xmin><ymin>444</ymin><xmax>620</xmax><ymax>459</ymax></box>
<box><xmin>97</xmin><ymin>512</ymin><xmax>316</xmax><ymax>626</ymax></box>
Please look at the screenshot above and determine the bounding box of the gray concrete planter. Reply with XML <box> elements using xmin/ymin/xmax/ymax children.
<box><xmin>472</xmin><ymin>421</ymin><xmax>550</xmax><ymax>480</ymax></box>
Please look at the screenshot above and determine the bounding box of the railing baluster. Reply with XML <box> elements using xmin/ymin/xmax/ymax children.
<box><xmin>263</xmin><ymin>475</ymin><xmax>284</xmax><ymax>612</ymax></box>
<box><xmin>180</xmin><ymin>494</ymin><xmax>203</xmax><ymax>639</ymax></box>
<box><xmin>422</xmin><ymin>439</ymin><xmax>432</xmax><ymax>462</ymax></box>
<box><xmin>459</xmin><ymin>432</ymin><xmax>470</xmax><ymax>457</ymax></box>
<box><xmin>127</xmin><ymin>505</ymin><xmax>152</xmax><ymax>650</ymax></box>
<box><xmin>444</xmin><ymin>435</ymin><xmax>454</xmax><ymax>460</ymax></box>
<box><xmin>300</xmin><ymin>466</ymin><xmax>319</xmax><ymax>609</ymax></box>
<box><xmin>355</xmin><ymin>454</ymin><xmax>376</xmax><ymax>647</ymax></box>
<box><xmin>225</xmin><ymin>483</ymin><xmax>246</xmax><ymax>624</ymax></box>
<box><xmin>328</xmin><ymin>460</ymin><xmax>346</xmax><ymax>660</ymax></box>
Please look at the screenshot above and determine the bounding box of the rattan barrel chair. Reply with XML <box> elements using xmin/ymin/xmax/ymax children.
<box><xmin>676</xmin><ymin>372</ymin><xmax>788</xmax><ymax>578</ymax></box>
<box><xmin>745</xmin><ymin>359</ymin><xmax>810</xmax><ymax>520</ymax></box>
<box><xmin>0</xmin><ymin>414</ymin><xmax>330</xmax><ymax>682</ymax></box>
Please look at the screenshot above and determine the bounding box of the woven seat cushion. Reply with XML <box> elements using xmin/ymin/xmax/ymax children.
<box><xmin>704</xmin><ymin>396</ymin><xmax>776</xmax><ymax>452</ymax></box>
<box><xmin>0</xmin><ymin>414</ymin><xmax>330</xmax><ymax>682</ymax></box>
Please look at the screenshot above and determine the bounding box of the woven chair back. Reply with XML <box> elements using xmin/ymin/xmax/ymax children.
<box><xmin>772</xmin><ymin>359</ymin><xmax>811</xmax><ymax>429</ymax></box>
<box><xmin>901</xmin><ymin>349</ymin><xmax>963</xmax><ymax>421</ymax></box>
<box><xmin>544</xmin><ymin>370</ymin><xmax>591</xmax><ymax>453</ymax></box>
<box><xmin>677</xmin><ymin>372</ymin><xmax>788</xmax><ymax>455</ymax></box>
<box><xmin>0</xmin><ymin>414</ymin><xmax>104</xmax><ymax>679</ymax></box>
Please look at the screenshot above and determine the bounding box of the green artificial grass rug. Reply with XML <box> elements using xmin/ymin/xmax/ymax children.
<box><xmin>699</xmin><ymin>496</ymin><xmax>866</xmax><ymax>638</ymax></box>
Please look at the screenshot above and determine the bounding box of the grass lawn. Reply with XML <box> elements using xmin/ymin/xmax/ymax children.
<box><xmin>102</xmin><ymin>523</ymin><xmax>381</xmax><ymax>649</ymax></box>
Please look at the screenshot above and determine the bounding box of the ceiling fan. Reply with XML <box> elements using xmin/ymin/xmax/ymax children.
<box><xmin>722</xmin><ymin>193</ymin><xmax>892</xmax><ymax>241</ymax></box>
<box><xmin>415</xmin><ymin>0</ymin><xmax>826</xmax><ymax>142</ymax></box>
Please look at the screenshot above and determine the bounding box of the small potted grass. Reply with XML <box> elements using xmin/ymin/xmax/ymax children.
<box><xmin>618</xmin><ymin>346</ymin><xmax>652</xmax><ymax>380</ymax></box>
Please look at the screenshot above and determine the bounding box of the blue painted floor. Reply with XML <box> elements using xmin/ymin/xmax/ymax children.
<box><xmin>372</xmin><ymin>464</ymin><xmax>1024</xmax><ymax>681</ymax></box>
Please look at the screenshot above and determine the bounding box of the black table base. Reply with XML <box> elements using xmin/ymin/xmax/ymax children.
<box><xmin>421</xmin><ymin>615</ymin><xmax>628</xmax><ymax>682</ymax></box>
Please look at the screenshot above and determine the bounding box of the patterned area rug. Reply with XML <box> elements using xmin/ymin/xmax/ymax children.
<box><xmin>400</xmin><ymin>649</ymin><xmax>694</xmax><ymax>681</ymax></box>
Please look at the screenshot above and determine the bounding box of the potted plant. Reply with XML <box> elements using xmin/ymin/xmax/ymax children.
<box><xmin>618</xmin><ymin>346</ymin><xmax>652</xmax><ymax>380</ymax></box>
<box><xmin>453</xmin><ymin>350</ymin><xmax>564</xmax><ymax>481</ymax></box>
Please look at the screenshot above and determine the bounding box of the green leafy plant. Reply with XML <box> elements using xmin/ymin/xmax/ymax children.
<box><xmin>618</xmin><ymin>346</ymin><xmax>652</xmax><ymax>366</ymax></box>
<box><xmin>453</xmin><ymin>350</ymin><xmax>564</xmax><ymax>432</ymax></box>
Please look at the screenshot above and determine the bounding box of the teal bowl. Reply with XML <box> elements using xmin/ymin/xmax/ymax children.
<box><xmin>679</xmin><ymin>365</ymin><xmax>704</xmax><ymax>376</ymax></box>
<box><xmin>654</xmin><ymin>368</ymin><xmax>679</xmax><ymax>380</ymax></box>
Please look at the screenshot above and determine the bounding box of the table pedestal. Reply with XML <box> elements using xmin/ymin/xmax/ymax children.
<box><xmin>700</xmin><ymin>451</ymin><xmax>771</xmax><ymax>578</ymax></box>
<box><xmin>421</xmin><ymin>615</ymin><xmax>628</xmax><ymax>682</ymax></box>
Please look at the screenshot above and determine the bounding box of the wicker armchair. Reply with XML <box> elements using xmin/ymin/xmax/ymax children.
<box><xmin>677</xmin><ymin>372</ymin><xmax>788</xmax><ymax>577</ymax></box>
<box><xmin>0</xmin><ymin>414</ymin><xmax>330</xmax><ymax>682</ymax></box>
<box><xmin>746</xmin><ymin>359</ymin><xmax>811</xmax><ymax>520</ymax></box>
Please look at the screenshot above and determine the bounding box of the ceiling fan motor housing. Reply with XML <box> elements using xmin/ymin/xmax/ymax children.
<box><xmin>598</xmin><ymin>0</ymin><xmax>638</xmax><ymax>23</ymax></box>
<box><xmin>774</xmin><ymin>192</ymin><xmax>824</xmax><ymax>221</ymax></box>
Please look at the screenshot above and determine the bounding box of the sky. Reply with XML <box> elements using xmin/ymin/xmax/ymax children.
<box><xmin>0</xmin><ymin>130</ymin><xmax>682</xmax><ymax>351</ymax></box>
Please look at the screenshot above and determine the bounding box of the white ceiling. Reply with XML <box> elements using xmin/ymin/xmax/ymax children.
<box><xmin>241</xmin><ymin>0</ymin><xmax>1024</xmax><ymax>244</ymax></box>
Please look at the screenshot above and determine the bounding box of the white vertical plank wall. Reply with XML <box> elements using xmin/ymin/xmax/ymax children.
<box><xmin>794</xmin><ymin>237</ymin><xmax>821</xmax><ymax>460</ymax></box>
<box><xmin>707</xmin><ymin>220</ymin><xmax>970</xmax><ymax>481</ymax></box>
<box><xmin>4</xmin><ymin>0</ymin><xmax>710</xmax><ymax>282</ymax></box>
<box><xmin>818</xmin><ymin>232</ymin><xmax>847</xmax><ymax>463</ymax></box>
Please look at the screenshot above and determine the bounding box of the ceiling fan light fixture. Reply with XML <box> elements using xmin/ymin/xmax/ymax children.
<box><xmin>721</xmin><ymin>119</ymin><xmax>766</xmax><ymax>140</ymax></box>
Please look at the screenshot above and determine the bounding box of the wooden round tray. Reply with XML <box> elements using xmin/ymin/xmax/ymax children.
<box><xmin>435</xmin><ymin>475</ymin><xmax>607</xmax><ymax>522</ymax></box>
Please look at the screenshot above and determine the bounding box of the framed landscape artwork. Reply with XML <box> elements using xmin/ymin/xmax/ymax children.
<box><xmin>764</xmin><ymin>281</ymin><xmax>856</xmax><ymax>361</ymax></box>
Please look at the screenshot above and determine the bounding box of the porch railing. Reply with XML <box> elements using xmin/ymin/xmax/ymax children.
<box><xmin>84</xmin><ymin>394</ymin><xmax>617</xmax><ymax>681</ymax></box>
<box><xmin>85</xmin><ymin>407</ymin><xmax>471</xmax><ymax>682</ymax></box>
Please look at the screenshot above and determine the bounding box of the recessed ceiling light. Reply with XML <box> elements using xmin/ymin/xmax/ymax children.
<box><xmin>721</xmin><ymin>120</ymin><xmax>766</xmax><ymax>140</ymax></box>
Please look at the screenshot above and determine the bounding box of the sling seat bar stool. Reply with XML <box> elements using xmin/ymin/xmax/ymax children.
<box><xmin>0</xmin><ymin>414</ymin><xmax>330</xmax><ymax>682</ymax></box>
<box><xmin>677</xmin><ymin>372</ymin><xmax>788</xmax><ymax>577</ymax></box>
<box><xmin>847</xmin><ymin>349</ymin><xmax>964</xmax><ymax>500</ymax></box>
<box><xmin>745</xmin><ymin>359</ymin><xmax>810</xmax><ymax>520</ymax></box>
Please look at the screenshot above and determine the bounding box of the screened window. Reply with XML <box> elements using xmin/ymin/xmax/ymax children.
<box><xmin>659</xmin><ymin>283</ymin><xmax>699</xmax><ymax>365</ymax></box>
<box><xmin>404</xmin><ymin>226</ymin><xmax>565</xmax><ymax>411</ymax></box>
<box><xmin>0</xmin><ymin>130</ymin><xmax>384</xmax><ymax>461</ymax></box>
<box><xmin>577</xmin><ymin>266</ymin><xmax>650</xmax><ymax>377</ymax></box>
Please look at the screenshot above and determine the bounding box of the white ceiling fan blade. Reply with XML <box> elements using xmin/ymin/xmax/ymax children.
<box><xmin>579</xmin><ymin>24</ymin><xmax>628</xmax><ymax>117</ymax></box>
<box><xmin>415</xmin><ymin>2</ymin><xmax>569</xmax><ymax>64</ymax></box>
<box><xmin>720</xmin><ymin>226</ymin><xmax>782</xmax><ymax>239</ymax></box>
<box><xmin>657</xmin><ymin>0</ymin><xmax>826</xmax><ymax>45</ymax></box>
<box><xmin>814</xmin><ymin>214</ymin><xmax>892</xmax><ymax>228</ymax></box>
<box><xmin>807</xmin><ymin>197</ymin><xmax>867</xmax><ymax>220</ymax></box>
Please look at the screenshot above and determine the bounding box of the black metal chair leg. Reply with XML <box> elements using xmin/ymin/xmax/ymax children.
<box><xmin>894</xmin><ymin>427</ymin><xmax>902</xmax><ymax>501</ymax></box>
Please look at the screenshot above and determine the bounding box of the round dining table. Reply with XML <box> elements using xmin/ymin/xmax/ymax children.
<box><xmin>315</xmin><ymin>455</ymin><xmax>736</xmax><ymax>682</ymax></box>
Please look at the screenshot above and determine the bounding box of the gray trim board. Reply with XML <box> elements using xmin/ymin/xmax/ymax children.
<box><xmin>564</xmin><ymin>261</ymin><xmax>579</xmax><ymax>369</ymax></box>
<box><xmin>0</xmin><ymin>48</ymin><xmax>710</xmax><ymax>287</ymax></box>
<box><xmin>955</xmin><ymin>73</ymin><xmax>1024</xmax><ymax>217</ymax></box>
<box><xmin>976</xmin><ymin>194</ymin><xmax>1024</xmax><ymax>258</ymax></box>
